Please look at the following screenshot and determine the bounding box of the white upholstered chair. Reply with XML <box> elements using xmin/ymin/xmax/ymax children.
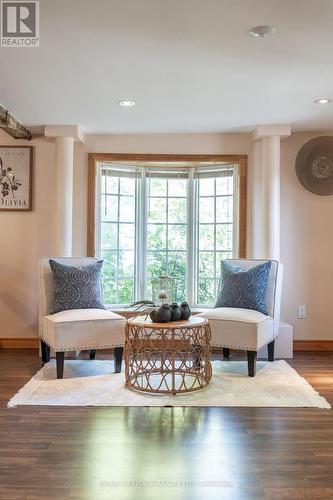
<box><xmin>198</xmin><ymin>259</ymin><xmax>283</xmax><ymax>377</ymax></box>
<box><xmin>38</xmin><ymin>257</ymin><xmax>126</xmax><ymax>379</ymax></box>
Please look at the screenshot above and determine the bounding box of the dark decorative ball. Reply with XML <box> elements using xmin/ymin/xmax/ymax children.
<box><xmin>149</xmin><ymin>309</ymin><xmax>160</xmax><ymax>322</ymax></box>
<box><xmin>150</xmin><ymin>304</ymin><xmax>172</xmax><ymax>323</ymax></box>
<box><xmin>180</xmin><ymin>302</ymin><xmax>191</xmax><ymax>320</ymax></box>
<box><xmin>170</xmin><ymin>303</ymin><xmax>182</xmax><ymax>321</ymax></box>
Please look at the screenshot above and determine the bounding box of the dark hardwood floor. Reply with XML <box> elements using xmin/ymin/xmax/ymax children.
<box><xmin>0</xmin><ymin>349</ymin><xmax>332</xmax><ymax>500</ymax></box>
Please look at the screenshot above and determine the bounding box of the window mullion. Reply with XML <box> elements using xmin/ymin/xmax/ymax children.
<box><xmin>213</xmin><ymin>178</ymin><xmax>217</xmax><ymax>299</ymax></box>
<box><xmin>137</xmin><ymin>168</ymin><xmax>147</xmax><ymax>300</ymax></box>
<box><xmin>116</xmin><ymin>178</ymin><xmax>120</xmax><ymax>304</ymax></box>
<box><xmin>166</xmin><ymin>180</ymin><xmax>169</xmax><ymax>275</ymax></box>
<box><xmin>186</xmin><ymin>168</ymin><xmax>195</xmax><ymax>306</ymax></box>
<box><xmin>194</xmin><ymin>175</ymin><xmax>199</xmax><ymax>306</ymax></box>
<box><xmin>134</xmin><ymin>172</ymin><xmax>140</xmax><ymax>301</ymax></box>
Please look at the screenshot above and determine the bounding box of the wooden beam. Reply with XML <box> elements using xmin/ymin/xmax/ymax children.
<box><xmin>0</xmin><ymin>105</ymin><xmax>32</xmax><ymax>140</ymax></box>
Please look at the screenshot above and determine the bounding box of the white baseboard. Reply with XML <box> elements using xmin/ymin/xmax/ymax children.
<box><xmin>258</xmin><ymin>321</ymin><xmax>294</xmax><ymax>359</ymax></box>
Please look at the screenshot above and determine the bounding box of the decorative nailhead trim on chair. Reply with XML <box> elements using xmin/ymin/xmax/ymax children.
<box><xmin>40</xmin><ymin>338</ymin><xmax>124</xmax><ymax>352</ymax></box>
<box><xmin>212</xmin><ymin>343</ymin><xmax>267</xmax><ymax>351</ymax></box>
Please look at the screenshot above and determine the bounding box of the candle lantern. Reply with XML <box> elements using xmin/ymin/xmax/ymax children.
<box><xmin>152</xmin><ymin>275</ymin><xmax>175</xmax><ymax>305</ymax></box>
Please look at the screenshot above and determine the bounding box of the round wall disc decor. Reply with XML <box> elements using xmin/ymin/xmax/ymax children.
<box><xmin>295</xmin><ymin>136</ymin><xmax>333</xmax><ymax>195</ymax></box>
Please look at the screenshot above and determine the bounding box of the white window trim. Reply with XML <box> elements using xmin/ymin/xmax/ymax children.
<box><xmin>96</xmin><ymin>163</ymin><xmax>239</xmax><ymax>308</ymax></box>
<box><xmin>95</xmin><ymin>166</ymin><xmax>102</xmax><ymax>261</ymax></box>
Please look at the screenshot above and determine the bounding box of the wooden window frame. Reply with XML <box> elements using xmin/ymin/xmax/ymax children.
<box><xmin>87</xmin><ymin>153</ymin><xmax>247</xmax><ymax>260</ymax></box>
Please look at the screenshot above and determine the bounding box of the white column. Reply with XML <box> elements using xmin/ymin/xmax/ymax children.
<box><xmin>250</xmin><ymin>139</ymin><xmax>263</xmax><ymax>258</ymax></box>
<box><xmin>262</xmin><ymin>135</ymin><xmax>280</xmax><ymax>260</ymax></box>
<box><xmin>54</xmin><ymin>136</ymin><xmax>74</xmax><ymax>256</ymax></box>
<box><xmin>251</xmin><ymin>127</ymin><xmax>294</xmax><ymax>359</ymax></box>
<box><xmin>44</xmin><ymin>125</ymin><xmax>85</xmax><ymax>257</ymax></box>
<box><xmin>251</xmin><ymin>125</ymin><xmax>291</xmax><ymax>260</ymax></box>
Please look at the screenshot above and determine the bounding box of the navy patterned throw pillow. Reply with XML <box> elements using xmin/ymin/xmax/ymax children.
<box><xmin>49</xmin><ymin>260</ymin><xmax>106</xmax><ymax>314</ymax></box>
<box><xmin>215</xmin><ymin>260</ymin><xmax>272</xmax><ymax>315</ymax></box>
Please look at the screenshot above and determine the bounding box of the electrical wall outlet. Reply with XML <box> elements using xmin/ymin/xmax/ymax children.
<box><xmin>298</xmin><ymin>305</ymin><xmax>306</xmax><ymax>319</ymax></box>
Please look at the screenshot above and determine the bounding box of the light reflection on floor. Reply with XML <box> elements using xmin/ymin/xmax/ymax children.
<box><xmin>83</xmin><ymin>407</ymin><xmax>253</xmax><ymax>500</ymax></box>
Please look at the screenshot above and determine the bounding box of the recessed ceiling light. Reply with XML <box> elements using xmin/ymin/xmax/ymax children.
<box><xmin>314</xmin><ymin>98</ymin><xmax>331</xmax><ymax>104</ymax></box>
<box><xmin>249</xmin><ymin>25</ymin><xmax>276</xmax><ymax>38</ymax></box>
<box><xmin>118</xmin><ymin>100</ymin><xmax>136</xmax><ymax>107</ymax></box>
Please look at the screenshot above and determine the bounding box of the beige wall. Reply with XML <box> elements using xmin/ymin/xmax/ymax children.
<box><xmin>0</xmin><ymin>131</ymin><xmax>55</xmax><ymax>338</ymax></box>
<box><xmin>280</xmin><ymin>131</ymin><xmax>333</xmax><ymax>340</ymax></box>
<box><xmin>1</xmin><ymin>129</ymin><xmax>333</xmax><ymax>341</ymax></box>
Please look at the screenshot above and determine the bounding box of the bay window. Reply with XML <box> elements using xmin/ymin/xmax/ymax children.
<box><xmin>88</xmin><ymin>154</ymin><xmax>247</xmax><ymax>307</ymax></box>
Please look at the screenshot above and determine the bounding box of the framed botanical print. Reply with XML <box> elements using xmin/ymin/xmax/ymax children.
<box><xmin>0</xmin><ymin>146</ymin><xmax>33</xmax><ymax>211</ymax></box>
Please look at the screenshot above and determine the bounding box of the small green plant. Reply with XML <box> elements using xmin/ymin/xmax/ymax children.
<box><xmin>128</xmin><ymin>300</ymin><xmax>157</xmax><ymax>319</ymax></box>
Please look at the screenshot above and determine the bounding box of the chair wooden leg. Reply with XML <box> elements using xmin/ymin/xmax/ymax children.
<box><xmin>114</xmin><ymin>347</ymin><xmax>123</xmax><ymax>373</ymax></box>
<box><xmin>267</xmin><ymin>340</ymin><xmax>275</xmax><ymax>362</ymax></box>
<box><xmin>247</xmin><ymin>350</ymin><xmax>257</xmax><ymax>377</ymax></box>
<box><xmin>56</xmin><ymin>352</ymin><xmax>65</xmax><ymax>379</ymax></box>
<box><xmin>89</xmin><ymin>349</ymin><xmax>96</xmax><ymax>360</ymax></box>
<box><xmin>222</xmin><ymin>347</ymin><xmax>230</xmax><ymax>359</ymax></box>
<box><xmin>41</xmin><ymin>340</ymin><xmax>50</xmax><ymax>364</ymax></box>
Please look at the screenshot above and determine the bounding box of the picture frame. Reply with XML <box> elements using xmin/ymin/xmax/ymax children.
<box><xmin>0</xmin><ymin>146</ymin><xmax>33</xmax><ymax>211</ymax></box>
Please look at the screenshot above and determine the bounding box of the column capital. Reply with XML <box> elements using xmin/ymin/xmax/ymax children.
<box><xmin>252</xmin><ymin>124</ymin><xmax>291</xmax><ymax>142</ymax></box>
<box><xmin>44</xmin><ymin>125</ymin><xmax>85</xmax><ymax>143</ymax></box>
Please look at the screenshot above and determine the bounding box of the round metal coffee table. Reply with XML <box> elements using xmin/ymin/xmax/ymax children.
<box><xmin>125</xmin><ymin>316</ymin><xmax>212</xmax><ymax>395</ymax></box>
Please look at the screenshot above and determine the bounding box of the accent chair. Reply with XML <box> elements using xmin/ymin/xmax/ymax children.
<box><xmin>198</xmin><ymin>259</ymin><xmax>283</xmax><ymax>377</ymax></box>
<box><xmin>38</xmin><ymin>257</ymin><xmax>126</xmax><ymax>379</ymax></box>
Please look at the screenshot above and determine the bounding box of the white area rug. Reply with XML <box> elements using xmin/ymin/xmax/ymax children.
<box><xmin>8</xmin><ymin>359</ymin><xmax>330</xmax><ymax>408</ymax></box>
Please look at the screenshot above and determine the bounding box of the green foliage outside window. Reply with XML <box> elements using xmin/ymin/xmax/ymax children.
<box><xmin>99</xmin><ymin>168</ymin><xmax>234</xmax><ymax>306</ymax></box>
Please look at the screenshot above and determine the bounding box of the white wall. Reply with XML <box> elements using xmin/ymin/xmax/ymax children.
<box><xmin>280</xmin><ymin>131</ymin><xmax>333</xmax><ymax>340</ymax></box>
<box><xmin>1</xmin><ymin>129</ymin><xmax>333</xmax><ymax>341</ymax></box>
<box><xmin>0</xmin><ymin>131</ymin><xmax>55</xmax><ymax>338</ymax></box>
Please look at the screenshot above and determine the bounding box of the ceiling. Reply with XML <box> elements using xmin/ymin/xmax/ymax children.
<box><xmin>1</xmin><ymin>0</ymin><xmax>333</xmax><ymax>134</ymax></box>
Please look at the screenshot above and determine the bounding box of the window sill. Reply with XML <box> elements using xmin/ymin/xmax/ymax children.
<box><xmin>108</xmin><ymin>306</ymin><xmax>208</xmax><ymax>319</ymax></box>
